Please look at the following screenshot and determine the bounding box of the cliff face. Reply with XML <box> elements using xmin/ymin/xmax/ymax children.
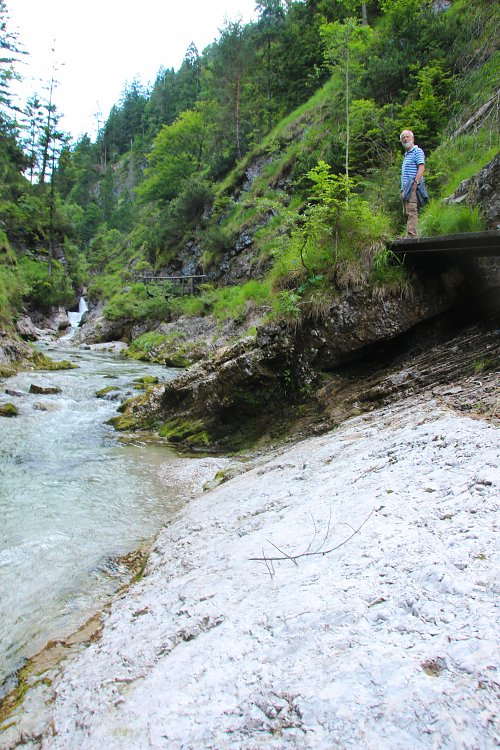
<box><xmin>110</xmin><ymin>264</ymin><xmax>499</xmax><ymax>450</ymax></box>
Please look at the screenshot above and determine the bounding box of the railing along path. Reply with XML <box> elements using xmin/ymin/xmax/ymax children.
<box><xmin>133</xmin><ymin>274</ymin><xmax>207</xmax><ymax>296</ymax></box>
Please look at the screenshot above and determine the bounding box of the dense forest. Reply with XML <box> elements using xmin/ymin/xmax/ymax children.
<box><xmin>0</xmin><ymin>0</ymin><xmax>498</xmax><ymax>359</ymax></box>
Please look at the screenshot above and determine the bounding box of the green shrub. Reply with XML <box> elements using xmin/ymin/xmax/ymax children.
<box><xmin>104</xmin><ymin>284</ymin><xmax>171</xmax><ymax>321</ymax></box>
<box><xmin>269</xmin><ymin>161</ymin><xmax>394</xmax><ymax>291</ymax></box>
<box><xmin>128</xmin><ymin>331</ymin><xmax>168</xmax><ymax>359</ymax></box>
<box><xmin>18</xmin><ymin>257</ymin><xmax>75</xmax><ymax>310</ymax></box>
<box><xmin>0</xmin><ymin>234</ymin><xmax>26</xmax><ymax>323</ymax></box>
<box><xmin>272</xmin><ymin>290</ymin><xmax>302</xmax><ymax>321</ymax></box>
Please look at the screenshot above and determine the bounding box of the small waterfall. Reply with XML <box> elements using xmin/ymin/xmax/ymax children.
<box><xmin>67</xmin><ymin>297</ymin><xmax>88</xmax><ymax>330</ymax></box>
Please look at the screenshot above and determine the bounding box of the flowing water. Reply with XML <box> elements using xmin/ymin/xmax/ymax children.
<box><xmin>0</xmin><ymin>343</ymin><xmax>186</xmax><ymax>696</ymax></box>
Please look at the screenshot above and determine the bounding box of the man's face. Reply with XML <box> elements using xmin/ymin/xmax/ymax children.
<box><xmin>401</xmin><ymin>132</ymin><xmax>414</xmax><ymax>150</ymax></box>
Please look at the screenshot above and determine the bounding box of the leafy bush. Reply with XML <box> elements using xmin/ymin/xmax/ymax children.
<box><xmin>270</xmin><ymin>161</ymin><xmax>394</xmax><ymax>291</ymax></box>
<box><xmin>272</xmin><ymin>290</ymin><xmax>302</xmax><ymax>322</ymax></box>
<box><xmin>127</xmin><ymin>331</ymin><xmax>168</xmax><ymax>360</ymax></box>
<box><xmin>0</xmin><ymin>194</ymin><xmax>50</xmax><ymax>245</ymax></box>
<box><xmin>0</xmin><ymin>234</ymin><xmax>26</xmax><ymax>323</ymax></box>
<box><xmin>87</xmin><ymin>227</ymin><xmax>124</xmax><ymax>271</ymax></box>
<box><xmin>104</xmin><ymin>284</ymin><xmax>171</xmax><ymax>321</ymax></box>
<box><xmin>18</xmin><ymin>257</ymin><xmax>75</xmax><ymax>310</ymax></box>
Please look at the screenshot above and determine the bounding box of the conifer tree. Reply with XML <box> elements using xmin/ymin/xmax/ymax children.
<box><xmin>0</xmin><ymin>0</ymin><xmax>26</xmax><ymax>115</ymax></box>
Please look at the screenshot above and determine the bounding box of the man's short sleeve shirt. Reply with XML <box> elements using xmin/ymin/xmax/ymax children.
<box><xmin>401</xmin><ymin>145</ymin><xmax>425</xmax><ymax>189</ymax></box>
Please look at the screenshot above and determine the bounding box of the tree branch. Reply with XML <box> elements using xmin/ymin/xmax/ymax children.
<box><xmin>249</xmin><ymin>508</ymin><xmax>374</xmax><ymax>564</ymax></box>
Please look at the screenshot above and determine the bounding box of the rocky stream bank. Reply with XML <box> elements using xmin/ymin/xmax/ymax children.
<box><xmin>1</xmin><ymin>382</ymin><xmax>498</xmax><ymax>749</ymax></box>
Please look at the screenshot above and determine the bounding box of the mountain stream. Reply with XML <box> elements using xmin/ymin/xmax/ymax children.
<box><xmin>0</xmin><ymin>344</ymin><xmax>189</xmax><ymax>696</ymax></box>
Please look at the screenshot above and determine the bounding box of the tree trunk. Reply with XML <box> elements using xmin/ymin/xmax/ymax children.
<box><xmin>345</xmin><ymin>44</ymin><xmax>349</xmax><ymax>202</ymax></box>
<box><xmin>235</xmin><ymin>69</ymin><xmax>242</xmax><ymax>161</ymax></box>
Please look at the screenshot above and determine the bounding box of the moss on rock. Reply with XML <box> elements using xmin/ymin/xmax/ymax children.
<box><xmin>0</xmin><ymin>402</ymin><xmax>18</xmax><ymax>417</ymax></box>
<box><xmin>29</xmin><ymin>351</ymin><xmax>78</xmax><ymax>371</ymax></box>
<box><xmin>159</xmin><ymin>418</ymin><xmax>211</xmax><ymax>447</ymax></box>
<box><xmin>95</xmin><ymin>385</ymin><xmax>121</xmax><ymax>398</ymax></box>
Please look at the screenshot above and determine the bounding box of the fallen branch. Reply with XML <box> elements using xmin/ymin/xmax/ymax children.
<box><xmin>249</xmin><ymin>508</ymin><xmax>374</xmax><ymax>565</ymax></box>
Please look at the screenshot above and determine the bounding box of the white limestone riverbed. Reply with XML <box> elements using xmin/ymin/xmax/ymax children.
<box><xmin>1</xmin><ymin>396</ymin><xmax>499</xmax><ymax>749</ymax></box>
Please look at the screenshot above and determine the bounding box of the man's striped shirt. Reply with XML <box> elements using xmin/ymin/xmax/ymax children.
<box><xmin>401</xmin><ymin>145</ymin><xmax>425</xmax><ymax>190</ymax></box>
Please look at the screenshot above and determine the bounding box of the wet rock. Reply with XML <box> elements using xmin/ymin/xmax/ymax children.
<box><xmin>52</xmin><ymin>308</ymin><xmax>71</xmax><ymax>332</ymax></box>
<box><xmin>72</xmin><ymin>313</ymin><xmax>125</xmax><ymax>345</ymax></box>
<box><xmin>95</xmin><ymin>386</ymin><xmax>122</xmax><ymax>400</ymax></box>
<box><xmin>0</xmin><ymin>402</ymin><xmax>18</xmax><ymax>417</ymax></box>
<box><xmin>0</xmin><ymin>331</ymin><xmax>33</xmax><ymax>367</ymax></box>
<box><xmin>33</xmin><ymin>401</ymin><xmax>59</xmax><ymax>411</ymax></box>
<box><xmin>29</xmin><ymin>384</ymin><xmax>62</xmax><ymax>395</ymax></box>
<box><xmin>15</xmin><ymin>315</ymin><xmax>38</xmax><ymax>341</ymax></box>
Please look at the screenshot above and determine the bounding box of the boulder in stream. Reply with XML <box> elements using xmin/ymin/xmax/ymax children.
<box><xmin>0</xmin><ymin>402</ymin><xmax>19</xmax><ymax>417</ymax></box>
<box><xmin>29</xmin><ymin>384</ymin><xmax>63</xmax><ymax>395</ymax></box>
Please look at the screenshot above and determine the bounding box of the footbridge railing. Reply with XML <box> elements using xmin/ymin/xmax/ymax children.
<box><xmin>133</xmin><ymin>274</ymin><xmax>208</xmax><ymax>296</ymax></box>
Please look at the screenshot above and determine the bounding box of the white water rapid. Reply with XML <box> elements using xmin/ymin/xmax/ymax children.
<box><xmin>0</xmin><ymin>345</ymin><xmax>186</xmax><ymax>697</ymax></box>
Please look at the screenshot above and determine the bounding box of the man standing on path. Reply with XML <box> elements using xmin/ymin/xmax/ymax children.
<box><xmin>400</xmin><ymin>130</ymin><xmax>426</xmax><ymax>237</ymax></box>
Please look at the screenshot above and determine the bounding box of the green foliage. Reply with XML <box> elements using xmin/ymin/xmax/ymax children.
<box><xmin>86</xmin><ymin>227</ymin><xmax>123</xmax><ymax>271</ymax></box>
<box><xmin>102</xmin><ymin>79</ymin><xmax>149</xmax><ymax>160</ymax></box>
<box><xmin>272</xmin><ymin>290</ymin><xmax>301</xmax><ymax>321</ymax></box>
<box><xmin>425</xmin><ymin>129</ymin><xmax>499</xmax><ymax>197</ymax></box>
<box><xmin>63</xmin><ymin>239</ymin><xmax>88</xmax><ymax>290</ymax></box>
<box><xmin>0</xmin><ymin>232</ymin><xmax>25</xmax><ymax>323</ymax></box>
<box><xmin>18</xmin><ymin>256</ymin><xmax>75</xmax><ymax>310</ymax></box>
<box><xmin>87</xmin><ymin>271</ymin><xmax>124</xmax><ymax>303</ymax></box>
<box><xmin>1</xmin><ymin>0</ymin><xmax>496</xmax><ymax>342</ymax></box>
<box><xmin>0</xmin><ymin>193</ymin><xmax>49</xmax><ymax>244</ymax></box>
<box><xmin>418</xmin><ymin>202</ymin><xmax>486</xmax><ymax>237</ymax></box>
<box><xmin>127</xmin><ymin>331</ymin><xmax>168</xmax><ymax>360</ymax></box>
<box><xmin>143</xmin><ymin>177</ymin><xmax>214</xmax><ymax>265</ymax></box>
<box><xmin>137</xmin><ymin>108</ymin><xmax>208</xmax><ymax>203</ymax></box>
<box><xmin>167</xmin><ymin>280</ymin><xmax>273</xmax><ymax>323</ymax></box>
<box><xmin>211</xmin><ymin>279</ymin><xmax>272</xmax><ymax>321</ymax></box>
<box><xmin>199</xmin><ymin>225</ymin><xmax>233</xmax><ymax>270</ymax></box>
<box><xmin>397</xmin><ymin>63</ymin><xmax>451</xmax><ymax>148</ymax></box>
<box><xmin>103</xmin><ymin>284</ymin><xmax>171</xmax><ymax>322</ymax></box>
<box><xmin>169</xmin><ymin>294</ymin><xmax>207</xmax><ymax>318</ymax></box>
<box><xmin>270</xmin><ymin>160</ymin><xmax>393</xmax><ymax>290</ymax></box>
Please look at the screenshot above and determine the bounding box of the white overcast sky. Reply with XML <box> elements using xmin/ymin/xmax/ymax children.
<box><xmin>9</xmin><ymin>0</ymin><xmax>258</xmax><ymax>141</ymax></box>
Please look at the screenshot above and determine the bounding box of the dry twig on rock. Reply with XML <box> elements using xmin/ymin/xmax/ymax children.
<box><xmin>249</xmin><ymin>508</ymin><xmax>374</xmax><ymax>570</ymax></box>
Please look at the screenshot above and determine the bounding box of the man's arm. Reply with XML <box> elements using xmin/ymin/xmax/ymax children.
<box><xmin>410</xmin><ymin>162</ymin><xmax>425</xmax><ymax>197</ymax></box>
<box><xmin>414</xmin><ymin>163</ymin><xmax>425</xmax><ymax>185</ymax></box>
